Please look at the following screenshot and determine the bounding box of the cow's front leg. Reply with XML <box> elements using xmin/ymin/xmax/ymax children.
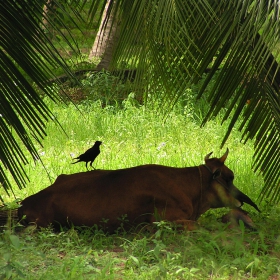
<box><xmin>162</xmin><ymin>207</ymin><xmax>199</xmax><ymax>231</ymax></box>
<box><xmin>173</xmin><ymin>219</ymin><xmax>199</xmax><ymax>231</ymax></box>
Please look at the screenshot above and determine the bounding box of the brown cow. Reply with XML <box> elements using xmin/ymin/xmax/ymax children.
<box><xmin>18</xmin><ymin>149</ymin><xmax>260</xmax><ymax>232</ymax></box>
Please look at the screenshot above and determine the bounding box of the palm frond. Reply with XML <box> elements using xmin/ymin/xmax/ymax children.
<box><xmin>1</xmin><ymin>0</ymin><xmax>279</xmax><ymax>203</ymax></box>
<box><xmin>87</xmin><ymin>0</ymin><xmax>280</xmax><ymax>202</ymax></box>
<box><xmin>0</xmin><ymin>1</ymin><xmax>79</xmax><ymax>198</ymax></box>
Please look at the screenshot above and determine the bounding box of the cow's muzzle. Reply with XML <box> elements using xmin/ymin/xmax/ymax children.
<box><xmin>229</xmin><ymin>185</ymin><xmax>261</xmax><ymax>212</ymax></box>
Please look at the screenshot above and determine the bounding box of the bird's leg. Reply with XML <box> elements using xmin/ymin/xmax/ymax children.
<box><xmin>90</xmin><ymin>161</ymin><xmax>96</xmax><ymax>170</ymax></box>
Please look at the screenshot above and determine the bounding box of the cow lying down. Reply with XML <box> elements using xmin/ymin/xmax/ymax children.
<box><xmin>18</xmin><ymin>149</ymin><xmax>260</xmax><ymax>232</ymax></box>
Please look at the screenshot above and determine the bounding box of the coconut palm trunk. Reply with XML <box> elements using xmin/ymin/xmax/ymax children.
<box><xmin>89</xmin><ymin>0</ymin><xmax>120</xmax><ymax>71</ymax></box>
<box><xmin>42</xmin><ymin>0</ymin><xmax>52</xmax><ymax>30</ymax></box>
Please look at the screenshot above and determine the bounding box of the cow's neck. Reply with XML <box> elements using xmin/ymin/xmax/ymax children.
<box><xmin>193</xmin><ymin>165</ymin><xmax>216</xmax><ymax>219</ymax></box>
<box><xmin>203</xmin><ymin>164</ymin><xmax>213</xmax><ymax>174</ymax></box>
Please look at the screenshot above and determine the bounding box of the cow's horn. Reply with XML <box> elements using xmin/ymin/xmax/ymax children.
<box><xmin>204</xmin><ymin>152</ymin><xmax>213</xmax><ymax>161</ymax></box>
<box><xmin>220</xmin><ymin>148</ymin><xmax>229</xmax><ymax>163</ymax></box>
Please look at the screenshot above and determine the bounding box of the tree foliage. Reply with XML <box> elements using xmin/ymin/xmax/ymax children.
<box><xmin>87</xmin><ymin>0</ymin><xmax>279</xmax><ymax>202</ymax></box>
<box><xmin>0</xmin><ymin>0</ymin><xmax>279</xmax><ymax>202</ymax></box>
<box><xmin>0</xmin><ymin>0</ymin><xmax>78</xmax><ymax>200</ymax></box>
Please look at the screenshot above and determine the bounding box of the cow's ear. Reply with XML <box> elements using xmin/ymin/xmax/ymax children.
<box><xmin>213</xmin><ymin>169</ymin><xmax>221</xmax><ymax>179</ymax></box>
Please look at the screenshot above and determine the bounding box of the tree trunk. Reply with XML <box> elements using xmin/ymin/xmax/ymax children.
<box><xmin>42</xmin><ymin>0</ymin><xmax>53</xmax><ymax>31</ymax></box>
<box><xmin>89</xmin><ymin>1</ymin><xmax>119</xmax><ymax>71</ymax></box>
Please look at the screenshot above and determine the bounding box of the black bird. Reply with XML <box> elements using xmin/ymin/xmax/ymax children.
<box><xmin>72</xmin><ymin>141</ymin><xmax>102</xmax><ymax>169</ymax></box>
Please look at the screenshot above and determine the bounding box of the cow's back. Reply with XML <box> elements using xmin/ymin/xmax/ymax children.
<box><xmin>19</xmin><ymin>165</ymin><xmax>200</xmax><ymax>231</ymax></box>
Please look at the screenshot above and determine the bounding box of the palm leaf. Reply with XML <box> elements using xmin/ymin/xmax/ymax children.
<box><xmin>0</xmin><ymin>1</ymin><xmax>79</xmax><ymax>198</ymax></box>
<box><xmin>86</xmin><ymin>0</ymin><xmax>279</xmax><ymax>202</ymax></box>
<box><xmin>1</xmin><ymin>0</ymin><xmax>279</xmax><ymax>203</ymax></box>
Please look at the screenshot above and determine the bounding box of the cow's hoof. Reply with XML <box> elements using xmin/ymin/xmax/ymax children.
<box><xmin>221</xmin><ymin>208</ymin><xmax>256</xmax><ymax>230</ymax></box>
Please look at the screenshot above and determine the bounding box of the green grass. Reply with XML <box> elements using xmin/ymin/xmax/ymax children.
<box><xmin>6</xmin><ymin>97</ymin><xmax>262</xmax><ymax>200</ymax></box>
<box><xmin>1</xmin><ymin>96</ymin><xmax>280</xmax><ymax>279</ymax></box>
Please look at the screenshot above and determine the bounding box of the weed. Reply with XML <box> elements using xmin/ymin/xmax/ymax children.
<box><xmin>82</xmin><ymin>70</ymin><xmax>135</xmax><ymax>106</ymax></box>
